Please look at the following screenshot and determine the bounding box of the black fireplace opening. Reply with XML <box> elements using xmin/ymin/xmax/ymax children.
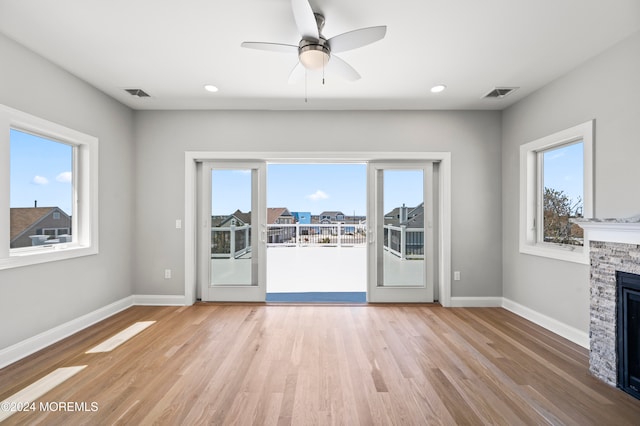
<box><xmin>616</xmin><ymin>271</ymin><xmax>640</xmax><ymax>400</ymax></box>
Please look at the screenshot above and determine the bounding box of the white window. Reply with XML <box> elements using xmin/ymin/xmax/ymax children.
<box><xmin>520</xmin><ymin>120</ymin><xmax>593</xmax><ymax>264</ymax></box>
<box><xmin>0</xmin><ymin>105</ymin><xmax>99</xmax><ymax>269</ymax></box>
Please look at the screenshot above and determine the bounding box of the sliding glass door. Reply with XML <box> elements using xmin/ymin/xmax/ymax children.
<box><xmin>198</xmin><ymin>161</ymin><xmax>267</xmax><ymax>301</ymax></box>
<box><xmin>367</xmin><ymin>162</ymin><xmax>435</xmax><ymax>302</ymax></box>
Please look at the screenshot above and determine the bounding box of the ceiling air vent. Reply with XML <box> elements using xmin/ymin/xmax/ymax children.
<box><xmin>483</xmin><ymin>87</ymin><xmax>518</xmax><ymax>99</ymax></box>
<box><xmin>124</xmin><ymin>88</ymin><xmax>150</xmax><ymax>98</ymax></box>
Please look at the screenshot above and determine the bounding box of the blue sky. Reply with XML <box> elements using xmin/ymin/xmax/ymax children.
<box><xmin>543</xmin><ymin>142</ymin><xmax>583</xmax><ymax>206</ymax></box>
<box><xmin>268</xmin><ymin>164</ymin><xmax>367</xmax><ymax>215</ymax></box>
<box><xmin>211</xmin><ymin>163</ymin><xmax>424</xmax><ymax>216</ymax></box>
<box><xmin>10</xmin><ymin>129</ymin><xmax>73</xmax><ymax>214</ymax></box>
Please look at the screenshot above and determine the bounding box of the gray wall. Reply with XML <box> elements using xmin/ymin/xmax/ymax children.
<box><xmin>501</xmin><ymin>31</ymin><xmax>640</xmax><ymax>332</ymax></box>
<box><xmin>0</xmin><ymin>34</ymin><xmax>135</xmax><ymax>349</ymax></box>
<box><xmin>133</xmin><ymin>110</ymin><xmax>503</xmax><ymax>299</ymax></box>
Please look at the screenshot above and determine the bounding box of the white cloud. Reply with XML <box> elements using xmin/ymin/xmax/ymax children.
<box><xmin>32</xmin><ymin>175</ymin><xmax>49</xmax><ymax>185</ymax></box>
<box><xmin>56</xmin><ymin>171</ymin><xmax>72</xmax><ymax>183</ymax></box>
<box><xmin>306</xmin><ymin>190</ymin><xmax>329</xmax><ymax>201</ymax></box>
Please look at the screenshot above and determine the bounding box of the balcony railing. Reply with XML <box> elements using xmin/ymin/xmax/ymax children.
<box><xmin>211</xmin><ymin>224</ymin><xmax>251</xmax><ymax>258</ymax></box>
<box><xmin>210</xmin><ymin>223</ymin><xmax>424</xmax><ymax>260</ymax></box>
<box><xmin>383</xmin><ymin>224</ymin><xmax>424</xmax><ymax>260</ymax></box>
<box><xmin>267</xmin><ymin>223</ymin><xmax>367</xmax><ymax>247</ymax></box>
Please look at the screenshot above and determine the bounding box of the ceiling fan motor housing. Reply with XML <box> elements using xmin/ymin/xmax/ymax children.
<box><xmin>298</xmin><ymin>36</ymin><xmax>330</xmax><ymax>69</ymax></box>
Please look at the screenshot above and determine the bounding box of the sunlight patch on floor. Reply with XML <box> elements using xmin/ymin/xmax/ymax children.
<box><xmin>0</xmin><ymin>366</ymin><xmax>86</xmax><ymax>422</ymax></box>
<box><xmin>86</xmin><ymin>321</ymin><xmax>155</xmax><ymax>353</ymax></box>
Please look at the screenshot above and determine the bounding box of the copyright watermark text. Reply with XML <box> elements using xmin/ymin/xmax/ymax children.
<box><xmin>1</xmin><ymin>401</ymin><xmax>99</xmax><ymax>413</ymax></box>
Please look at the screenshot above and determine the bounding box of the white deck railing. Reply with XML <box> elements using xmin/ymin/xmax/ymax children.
<box><xmin>211</xmin><ymin>224</ymin><xmax>251</xmax><ymax>258</ymax></box>
<box><xmin>266</xmin><ymin>223</ymin><xmax>367</xmax><ymax>247</ymax></box>
<box><xmin>210</xmin><ymin>223</ymin><xmax>423</xmax><ymax>260</ymax></box>
<box><xmin>383</xmin><ymin>224</ymin><xmax>424</xmax><ymax>260</ymax></box>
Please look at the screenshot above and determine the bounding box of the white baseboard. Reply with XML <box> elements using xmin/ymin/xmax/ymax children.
<box><xmin>502</xmin><ymin>298</ymin><xmax>589</xmax><ymax>349</ymax></box>
<box><xmin>132</xmin><ymin>294</ymin><xmax>186</xmax><ymax>306</ymax></box>
<box><xmin>449</xmin><ymin>297</ymin><xmax>503</xmax><ymax>307</ymax></box>
<box><xmin>0</xmin><ymin>296</ymin><xmax>134</xmax><ymax>369</ymax></box>
<box><xmin>0</xmin><ymin>294</ymin><xmax>189</xmax><ymax>369</ymax></box>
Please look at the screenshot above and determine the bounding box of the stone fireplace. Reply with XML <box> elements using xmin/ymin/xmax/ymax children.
<box><xmin>577</xmin><ymin>217</ymin><xmax>640</xmax><ymax>394</ymax></box>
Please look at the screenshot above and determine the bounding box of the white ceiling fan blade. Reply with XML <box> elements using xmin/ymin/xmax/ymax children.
<box><xmin>328</xmin><ymin>26</ymin><xmax>387</xmax><ymax>53</ymax></box>
<box><xmin>326</xmin><ymin>55</ymin><xmax>361</xmax><ymax>81</ymax></box>
<box><xmin>291</xmin><ymin>0</ymin><xmax>319</xmax><ymax>40</ymax></box>
<box><xmin>288</xmin><ymin>62</ymin><xmax>305</xmax><ymax>84</ymax></box>
<box><xmin>240</xmin><ymin>42</ymin><xmax>298</xmax><ymax>53</ymax></box>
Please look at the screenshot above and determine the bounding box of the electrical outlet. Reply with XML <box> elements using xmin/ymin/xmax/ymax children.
<box><xmin>164</xmin><ymin>269</ymin><xmax>172</xmax><ymax>279</ymax></box>
<box><xmin>175</xmin><ymin>219</ymin><xmax>182</xmax><ymax>229</ymax></box>
<box><xmin>454</xmin><ymin>271</ymin><xmax>461</xmax><ymax>281</ymax></box>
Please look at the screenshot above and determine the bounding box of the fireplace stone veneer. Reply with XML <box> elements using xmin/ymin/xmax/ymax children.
<box><xmin>575</xmin><ymin>216</ymin><xmax>640</xmax><ymax>389</ymax></box>
<box><xmin>589</xmin><ymin>240</ymin><xmax>640</xmax><ymax>385</ymax></box>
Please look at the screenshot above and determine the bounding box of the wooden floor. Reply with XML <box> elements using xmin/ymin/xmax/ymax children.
<box><xmin>1</xmin><ymin>304</ymin><xmax>640</xmax><ymax>425</ymax></box>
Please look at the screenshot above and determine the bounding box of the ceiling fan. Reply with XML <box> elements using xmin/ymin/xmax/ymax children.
<box><xmin>241</xmin><ymin>0</ymin><xmax>387</xmax><ymax>83</ymax></box>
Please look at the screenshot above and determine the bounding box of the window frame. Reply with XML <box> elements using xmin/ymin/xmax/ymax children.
<box><xmin>519</xmin><ymin>120</ymin><xmax>593</xmax><ymax>264</ymax></box>
<box><xmin>0</xmin><ymin>104</ymin><xmax>99</xmax><ymax>270</ymax></box>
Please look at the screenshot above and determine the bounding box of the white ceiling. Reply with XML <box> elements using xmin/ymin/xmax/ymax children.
<box><xmin>1</xmin><ymin>0</ymin><xmax>639</xmax><ymax>110</ymax></box>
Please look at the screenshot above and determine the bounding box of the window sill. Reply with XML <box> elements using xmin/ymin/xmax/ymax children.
<box><xmin>519</xmin><ymin>242</ymin><xmax>589</xmax><ymax>264</ymax></box>
<box><xmin>0</xmin><ymin>245</ymin><xmax>98</xmax><ymax>270</ymax></box>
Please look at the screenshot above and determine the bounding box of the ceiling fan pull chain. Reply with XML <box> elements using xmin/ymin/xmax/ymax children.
<box><xmin>305</xmin><ymin>69</ymin><xmax>308</xmax><ymax>103</ymax></box>
<box><xmin>322</xmin><ymin>57</ymin><xmax>325</xmax><ymax>85</ymax></box>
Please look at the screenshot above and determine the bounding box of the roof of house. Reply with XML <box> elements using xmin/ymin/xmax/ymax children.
<box><xmin>385</xmin><ymin>207</ymin><xmax>401</xmax><ymax>219</ymax></box>
<box><xmin>403</xmin><ymin>203</ymin><xmax>424</xmax><ymax>228</ymax></box>
<box><xmin>10</xmin><ymin>207</ymin><xmax>58</xmax><ymax>241</ymax></box>
<box><xmin>267</xmin><ymin>207</ymin><xmax>292</xmax><ymax>224</ymax></box>
<box><xmin>232</xmin><ymin>209</ymin><xmax>252</xmax><ymax>225</ymax></box>
<box><xmin>218</xmin><ymin>209</ymin><xmax>252</xmax><ymax>226</ymax></box>
<box><xmin>384</xmin><ymin>204</ymin><xmax>425</xmax><ymax>227</ymax></box>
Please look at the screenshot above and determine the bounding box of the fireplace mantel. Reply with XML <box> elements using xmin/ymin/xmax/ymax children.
<box><xmin>575</xmin><ymin>216</ymin><xmax>640</xmax><ymax>245</ymax></box>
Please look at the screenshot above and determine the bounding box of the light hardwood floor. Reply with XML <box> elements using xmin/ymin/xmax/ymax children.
<box><xmin>1</xmin><ymin>304</ymin><xmax>639</xmax><ymax>425</ymax></box>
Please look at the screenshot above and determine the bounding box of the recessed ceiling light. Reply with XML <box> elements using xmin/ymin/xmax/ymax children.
<box><xmin>204</xmin><ymin>84</ymin><xmax>219</xmax><ymax>93</ymax></box>
<box><xmin>430</xmin><ymin>84</ymin><xmax>446</xmax><ymax>93</ymax></box>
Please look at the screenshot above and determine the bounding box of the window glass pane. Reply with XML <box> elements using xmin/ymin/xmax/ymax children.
<box><xmin>542</xmin><ymin>141</ymin><xmax>584</xmax><ymax>246</ymax></box>
<box><xmin>10</xmin><ymin>129</ymin><xmax>73</xmax><ymax>249</ymax></box>
<box><xmin>381</xmin><ymin>170</ymin><xmax>425</xmax><ymax>287</ymax></box>
<box><xmin>210</xmin><ymin>169</ymin><xmax>253</xmax><ymax>286</ymax></box>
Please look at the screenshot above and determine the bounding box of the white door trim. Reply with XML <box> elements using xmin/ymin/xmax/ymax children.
<box><xmin>184</xmin><ymin>151</ymin><xmax>451</xmax><ymax>306</ymax></box>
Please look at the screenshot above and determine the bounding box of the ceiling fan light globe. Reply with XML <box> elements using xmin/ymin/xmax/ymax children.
<box><xmin>299</xmin><ymin>49</ymin><xmax>329</xmax><ymax>70</ymax></box>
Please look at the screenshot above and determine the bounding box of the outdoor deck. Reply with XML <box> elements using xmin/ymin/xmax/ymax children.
<box><xmin>210</xmin><ymin>246</ymin><xmax>424</xmax><ymax>293</ymax></box>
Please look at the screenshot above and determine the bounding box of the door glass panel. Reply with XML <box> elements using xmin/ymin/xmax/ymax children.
<box><xmin>210</xmin><ymin>169</ymin><xmax>253</xmax><ymax>286</ymax></box>
<box><xmin>380</xmin><ymin>169</ymin><xmax>425</xmax><ymax>287</ymax></box>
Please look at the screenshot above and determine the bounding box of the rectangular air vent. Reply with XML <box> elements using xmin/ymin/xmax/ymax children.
<box><xmin>483</xmin><ymin>87</ymin><xmax>518</xmax><ymax>99</ymax></box>
<box><xmin>124</xmin><ymin>88</ymin><xmax>150</xmax><ymax>98</ymax></box>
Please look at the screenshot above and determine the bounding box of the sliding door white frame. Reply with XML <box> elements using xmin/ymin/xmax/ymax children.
<box><xmin>184</xmin><ymin>151</ymin><xmax>452</xmax><ymax>306</ymax></box>
<box><xmin>198</xmin><ymin>161</ymin><xmax>267</xmax><ymax>302</ymax></box>
<box><xmin>367</xmin><ymin>161</ymin><xmax>435</xmax><ymax>303</ymax></box>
